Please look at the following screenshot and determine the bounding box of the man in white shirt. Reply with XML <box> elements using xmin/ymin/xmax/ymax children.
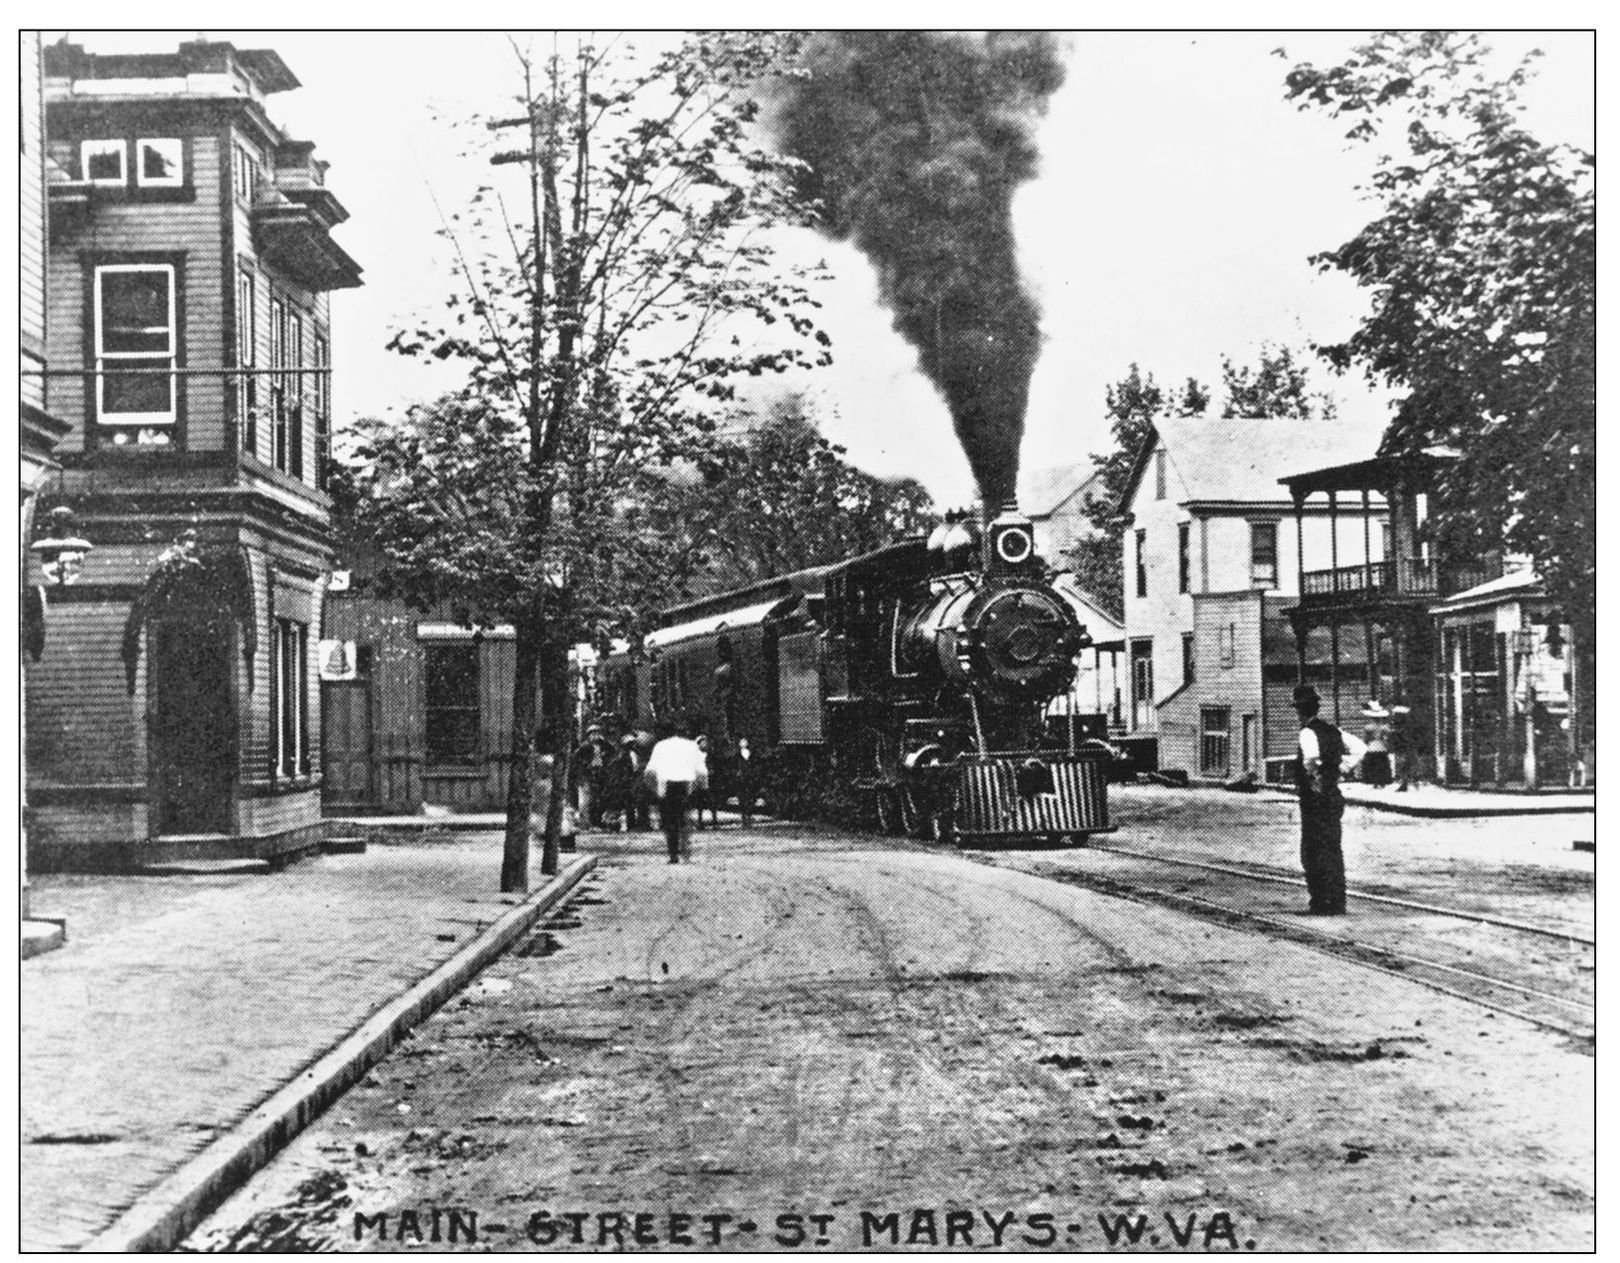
<box><xmin>1292</xmin><ymin>684</ymin><xmax>1367</xmax><ymax>915</ymax></box>
<box><xmin>644</xmin><ymin>720</ymin><xmax>708</xmax><ymax>863</ymax></box>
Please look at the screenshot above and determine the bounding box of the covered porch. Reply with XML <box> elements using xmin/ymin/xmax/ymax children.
<box><xmin>1279</xmin><ymin>450</ymin><xmax>1496</xmax><ymax>783</ymax></box>
<box><xmin>1430</xmin><ymin>570</ymin><xmax>1587</xmax><ymax>790</ymax></box>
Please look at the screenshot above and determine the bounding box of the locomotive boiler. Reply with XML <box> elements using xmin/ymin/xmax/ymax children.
<box><xmin>596</xmin><ymin>504</ymin><xmax>1113</xmax><ymax>844</ymax></box>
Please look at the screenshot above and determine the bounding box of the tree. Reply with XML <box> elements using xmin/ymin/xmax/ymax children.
<box><xmin>688</xmin><ymin>394</ymin><xmax>937</xmax><ymax>587</ymax></box>
<box><xmin>1221</xmin><ymin>343</ymin><xmax>1338</xmax><ymax>419</ymax></box>
<box><xmin>1283</xmin><ymin>32</ymin><xmax>1595</xmax><ymax>635</ymax></box>
<box><xmin>351</xmin><ymin>34</ymin><xmax>828</xmax><ymax>890</ymax></box>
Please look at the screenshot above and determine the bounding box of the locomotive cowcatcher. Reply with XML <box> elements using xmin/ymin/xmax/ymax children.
<box><xmin>595</xmin><ymin>504</ymin><xmax>1114</xmax><ymax>844</ymax></box>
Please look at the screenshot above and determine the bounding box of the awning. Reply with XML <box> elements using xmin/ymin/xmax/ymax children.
<box><xmin>646</xmin><ymin>595</ymin><xmax>795</xmax><ymax>650</ymax></box>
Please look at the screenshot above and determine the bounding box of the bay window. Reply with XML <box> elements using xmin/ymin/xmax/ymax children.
<box><xmin>313</xmin><ymin>333</ymin><xmax>330</xmax><ymax>490</ymax></box>
<box><xmin>237</xmin><ymin>265</ymin><xmax>256</xmax><ymax>454</ymax></box>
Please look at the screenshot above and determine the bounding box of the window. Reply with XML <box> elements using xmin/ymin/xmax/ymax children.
<box><xmin>1200</xmin><ymin>706</ymin><xmax>1231</xmax><ymax>775</ymax></box>
<box><xmin>1178</xmin><ymin>522</ymin><xmax>1191</xmax><ymax>593</ymax></box>
<box><xmin>80</xmin><ymin>139</ymin><xmax>126</xmax><ymax>185</ymax></box>
<box><xmin>1220</xmin><ymin>622</ymin><xmax>1236</xmax><ymax>669</ymax></box>
<box><xmin>1250</xmin><ymin>521</ymin><xmax>1278</xmax><ymax>588</ymax></box>
<box><xmin>233</xmin><ymin>140</ymin><xmax>258</xmax><ymax>202</ymax></box>
<box><xmin>273</xmin><ymin>619</ymin><xmax>309</xmax><ymax>779</ymax></box>
<box><xmin>136</xmin><ymin>138</ymin><xmax>183</xmax><ymax>187</ymax></box>
<box><xmin>236</xmin><ymin>266</ymin><xmax>256</xmax><ymax>454</ymax></box>
<box><xmin>1183</xmin><ymin>632</ymin><xmax>1196</xmax><ymax>685</ymax></box>
<box><xmin>270</xmin><ymin>298</ymin><xmax>286</xmax><ymax>466</ymax></box>
<box><xmin>1134</xmin><ymin>528</ymin><xmax>1147</xmax><ymax>598</ymax></box>
<box><xmin>94</xmin><ymin>264</ymin><xmax>176</xmax><ymax>429</ymax></box>
<box><xmin>425</xmin><ymin>643</ymin><xmax>480</xmax><ymax>765</ymax></box>
<box><xmin>271</xmin><ymin>298</ymin><xmax>304</xmax><ymax>476</ymax></box>
<box><xmin>1130</xmin><ymin>640</ymin><xmax>1155</xmax><ymax>729</ymax></box>
<box><xmin>313</xmin><ymin>333</ymin><xmax>330</xmax><ymax>490</ymax></box>
<box><xmin>288</xmin><ymin>310</ymin><xmax>305</xmax><ymax>478</ymax></box>
<box><xmin>1154</xmin><ymin>449</ymin><xmax>1167</xmax><ymax>500</ymax></box>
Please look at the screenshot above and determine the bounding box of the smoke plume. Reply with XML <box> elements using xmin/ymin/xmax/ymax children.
<box><xmin>770</xmin><ymin>32</ymin><xmax>1066</xmax><ymax>510</ymax></box>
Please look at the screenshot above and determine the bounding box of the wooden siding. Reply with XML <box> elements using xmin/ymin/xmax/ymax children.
<box><xmin>26</xmin><ymin>599</ymin><xmax>144</xmax><ymax>784</ymax></box>
<box><xmin>322</xmin><ymin>593</ymin><xmax>536</xmax><ymax>814</ymax></box>
<box><xmin>28</xmin><ymin>801</ymin><xmax>149</xmax><ymax>853</ymax></box>
<box><xmin>21</xmin><ymin>34</ymin><xmax>47</xmax><ymax>408</ymax></box>
<box><xmin>46</xmin><ymin>141</ymin><xmax>227</xmax><ymax>451</ymax></box>
<box><xmin>26</xmin><ymin>530</ymin><xmax>328</xmax><ymax>851</ymax></box>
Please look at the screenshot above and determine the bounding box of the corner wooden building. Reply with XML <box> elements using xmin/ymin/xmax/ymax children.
<box><xmin>26</xmin><ymin>39</ymin><xmax>361</xmax><ymax>868</ymax></box>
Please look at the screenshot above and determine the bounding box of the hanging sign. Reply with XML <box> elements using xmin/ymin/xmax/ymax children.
<box><xmin>318</xmin><ymin>638</ymin><xmax>358</xmax><ymax>681</ymax></box>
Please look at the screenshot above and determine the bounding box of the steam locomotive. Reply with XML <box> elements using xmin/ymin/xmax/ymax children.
<box><xmin>594</xmin><ymin>504</ymin><xmax>1113</xmax><ymax>843</ymax></box>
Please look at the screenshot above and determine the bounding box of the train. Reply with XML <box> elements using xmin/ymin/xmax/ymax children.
<box><xmin>590</xmin><ymin>503</ymin><xmax>1114</xmax><ymax>844</ymax></box>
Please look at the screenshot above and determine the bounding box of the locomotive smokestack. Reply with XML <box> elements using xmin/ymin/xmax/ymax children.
<box><xmin>767</xmin><ymin>32</ymin><xmax>1067</xmax><ymax>511</ymax></box>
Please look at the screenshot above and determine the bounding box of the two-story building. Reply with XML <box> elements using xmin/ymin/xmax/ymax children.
<box><xmin>1281</xmin><ymin>452</ymin><xmax>1588</xmax><ymax>789</ymax></box>
<box><xmin>1118</xmin><ymin>414</ymin><xmax>1387</xmax><ymax>780</ymax></box>
<box><xmin>26</xmin><ymin>39</ymin><xmax>361</xmax><ymax>869</ymax></box>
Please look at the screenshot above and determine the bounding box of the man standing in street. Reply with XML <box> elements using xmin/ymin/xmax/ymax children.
<box><xmin>1292</xmin><ymin>684</ymin><xmax>1366</xmax><ymax>915</ymax></box>
<box><xmin>645</xmin><ymin>719</ymin><xmax>707</xmax><ymax>863</ymax></box>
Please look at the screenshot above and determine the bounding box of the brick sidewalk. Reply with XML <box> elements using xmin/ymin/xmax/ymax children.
<box><xmin>20</xmin><ymin>834</ymin><xmax>540</xmax><ymax>1252</ymax></box>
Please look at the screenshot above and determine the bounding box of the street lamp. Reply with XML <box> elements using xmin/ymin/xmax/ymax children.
<box><xmin>30</xmin><ymin>505</ymin><xmax>93</xmax><ymax>586</ymax></box>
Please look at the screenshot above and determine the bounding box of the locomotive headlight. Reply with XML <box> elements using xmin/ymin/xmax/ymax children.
<box><xmin>994</xmin><ymin>526</ymin><xmax>1033</xmax><ymax>566</ymax></box>
<box><xmin>985</xmin><ymin>504</ymin><xmax>1036</xmax><ymax>573</ymax></box>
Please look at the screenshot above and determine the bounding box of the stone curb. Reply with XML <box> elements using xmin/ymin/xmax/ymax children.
<box><xmin>81</xmin><ymin>855</ymin><xmax>598</xmax><ymax>1253</ymax></box>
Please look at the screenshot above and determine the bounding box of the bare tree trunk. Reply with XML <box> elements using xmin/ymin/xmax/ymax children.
<box><xmin>501</xmin><ymin>610</ymin><xmax>543</xmax><ymax>892</ymax></box>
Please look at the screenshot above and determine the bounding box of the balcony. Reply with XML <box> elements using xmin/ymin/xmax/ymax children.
<box><xmin>1299</xmin><ymin>558</ymin><xmax>1497</xmax><ymax>607</ymax></box>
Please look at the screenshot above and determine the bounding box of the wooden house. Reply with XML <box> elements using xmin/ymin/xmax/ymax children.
<box><xmin>1117</xmin><ymin>414</ymin><xmax>1388</xmax><ymax>780</ymax></box>
<box><xmin>26</xmin><ymin>39</ymin><xmax>360</xmax><ymax>868</ymax></box>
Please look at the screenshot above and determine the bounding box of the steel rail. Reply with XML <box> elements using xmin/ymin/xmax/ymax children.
<box><xmin>1154</xmin><ymin>884</ymin><xmax>1595</xmax><ymax>1037</ymax></box>
<box><xmin>1023</xmin><ymin>864</ymin><xmax>1594</xmax><ymax>1044</ymax></box>
<box><xmin>1084</xmin><ymin>841</ymin><xmax>1595</xmax><ymax>947</ymax></box>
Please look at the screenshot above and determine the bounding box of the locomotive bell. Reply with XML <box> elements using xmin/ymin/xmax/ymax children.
<box><xmin>984</xmin><ymin>502</ymin><xmax>1037</xmax><ymax>576</ymax></box>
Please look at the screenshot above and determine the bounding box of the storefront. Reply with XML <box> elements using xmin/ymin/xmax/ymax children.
<box><xmin>1431</xmin><ymin>570</ymin><xmax>1582</xmax><ymax>789</ymax></box>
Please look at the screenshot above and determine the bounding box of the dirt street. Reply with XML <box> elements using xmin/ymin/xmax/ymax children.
<box><xmin>187</xmin><ymin>820</ymin><xmax>1593</xmax><ymax>1252</ymax></box>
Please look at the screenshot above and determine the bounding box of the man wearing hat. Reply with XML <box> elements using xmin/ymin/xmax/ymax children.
<box><xmin>1292</xmin><ymin>684</ymin><xmax>1367</xmax><ymax>915</ymax></box>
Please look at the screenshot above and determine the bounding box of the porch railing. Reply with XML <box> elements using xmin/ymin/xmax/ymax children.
<box><xmin>1299</xmin><ymin>558</ymin><xmax>1495</xmax><ymax>602</ymax></box>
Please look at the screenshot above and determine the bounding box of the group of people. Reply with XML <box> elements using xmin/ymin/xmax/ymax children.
<box><xmin>572</xmin><ymin>718</ymin><xmax>758</xmax><ymax>863</ymax></box>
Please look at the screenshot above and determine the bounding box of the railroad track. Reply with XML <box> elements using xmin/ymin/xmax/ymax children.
<box><xmin>968</xmin><ymin>845</ymin><xmax>1595</xmax><ymax>1045</ymax></box>
<box><xmin>1086</xmin><ymin>841</ymin><xmax>1595</xmax><ymax>946</ymax></box>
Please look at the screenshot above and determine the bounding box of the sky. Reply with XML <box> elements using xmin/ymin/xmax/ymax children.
<box><xmin>38</xmin><ymin>26</ymin><xmax>1597</xmax><ymax>512</ymax></box>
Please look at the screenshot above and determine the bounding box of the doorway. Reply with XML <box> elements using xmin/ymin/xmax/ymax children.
<box><xmin>151</xmin><ymin>619</ymin><xmax>236</xmax><ymax>834</ymax></box>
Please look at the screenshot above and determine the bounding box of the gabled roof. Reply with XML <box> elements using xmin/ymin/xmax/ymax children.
<box><xmin>1119</xmin><ymin>412</ymin><xmax>1389</xmax><ymax>513</ymax></box>
<box><xmin>1020</xmin><ymin>462</ymin><xmax>1104</xmax><ymax>519</ymax></box>
<box><xmin>1051</xmin><ymin>573</ymin><xmax>1125</xmax><ymax>642</ymax></box>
